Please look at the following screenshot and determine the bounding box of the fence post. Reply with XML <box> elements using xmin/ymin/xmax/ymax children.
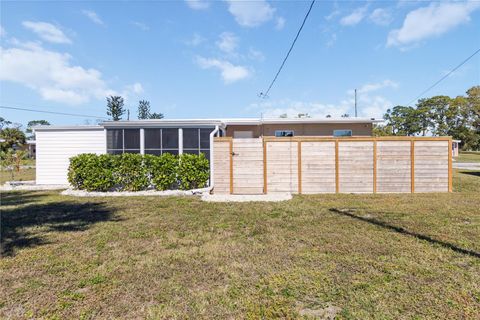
<box><xmin>411</xmin><ymin>139</ymin><xmax>415</xmax><ymax>193</ymax></box>
<box><xmin>229</xmin><ymin>139</ymin><xmax>233</xmax><ymax>194</ymax></box>
<box><xmin>297</xmin><ymin>141</ymin><xmax>302</xmax><ymax>194</ymax></box>
<box><xmin>263</xmin><ymin>138</ymin><xmax>267</xmax><ymax>194</ymax></box>
<box><xmin>448</xmin><ymin>138</ymin><xmax>452</xmax><ymax>192</ymax></box>
<box><xmin>335</xmin><ymin>139</ymin><xmax>339</xmax><ymax>193</ymax></box>
<box><xmin>373</xmin><ymin>139</ymin><xmax>377</xmax><ymax>193</ymax></box>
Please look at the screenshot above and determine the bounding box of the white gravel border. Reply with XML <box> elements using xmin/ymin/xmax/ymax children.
<box><xmin>61</xmin><ymin>187</ymin><xmax>210</xmax><ymax>197</ymax></box>
<box><xmin>201</xmin><ymin>193</ymin><xmax>292</xmax><ymax>202</ymax></box>
<box><xmin>1</xmin><ymin>181</ymin><xmax>68</xmax><ymax>191</ymax></box>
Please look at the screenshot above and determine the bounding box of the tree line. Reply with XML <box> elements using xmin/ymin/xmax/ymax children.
<box><xmin>374</xmin><ymin>86</ymin><xmax>480</xmax><ymax>150</ymax></box>
<box><xmin>106</xmin><ymin>96</ymin><xmax>164</xmax><ymax>121</ymax></box>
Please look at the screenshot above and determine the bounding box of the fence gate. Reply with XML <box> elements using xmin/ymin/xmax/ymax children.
<box><xmin>231</xmin><ymin>138</ymin><xmax>264</xmax><ymax>194</ymax></box>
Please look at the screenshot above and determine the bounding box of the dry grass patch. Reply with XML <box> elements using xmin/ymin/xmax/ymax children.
<box><xmin>1</xmin><ymin>170</ymin><xmax>479</xmax><ymax>319</ymax></box>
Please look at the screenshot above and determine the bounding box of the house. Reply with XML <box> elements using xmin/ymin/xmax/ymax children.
<box><xmin>34</xmin><ymin>117</ymin><xmax>382</xmax><ymax>185</ymax></box>
<box><xmin>0</xmin><ymin>138</ymin><xmax>36</xmax><ymax>158</ymax></box>
<box><xmin>452</xmin><ymin>140</ymin><xmax>460</xmax><ymax>157</ymax></box>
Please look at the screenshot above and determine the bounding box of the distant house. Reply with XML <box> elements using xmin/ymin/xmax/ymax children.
<box><xmin>33</xmin><ymin>117</ymin><xmax>382</xmax><ymax>185</ymax></box>
<box><xmin>0</xmin><ymin>138</ymin><xmax>36</xmax><ymax>158</ymax></box>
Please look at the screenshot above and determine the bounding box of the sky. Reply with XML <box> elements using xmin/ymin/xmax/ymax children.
<box><xmin>1</xmin><ymin>0</ymin><xmax>479</xmax><ymax>126</ymax></box>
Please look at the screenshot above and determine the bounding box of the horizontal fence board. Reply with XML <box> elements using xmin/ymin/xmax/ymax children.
<box><xmin>212</xmin><ymin>137</ymin><xmax>451</xmax><ymax>195</ymax></box>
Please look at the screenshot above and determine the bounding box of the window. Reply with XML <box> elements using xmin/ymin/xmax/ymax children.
<box><xmin>333</xmin><ymin>129</ymin><xmax>352</xmax><ymax>137</ymax></box>
<box><xmin>183</xmin><ymin>128</ymin><xmax>212</xmax><ymax>161</ymax></box>
<box><xmin>144</xmin><ymin>128</ymin><xmax>179</xmax><ymax>155</ymax></box>
<box><xmin>107</xmin><ymin>129</ymin><xmax>140</xmax><ymax>154</ymax></box>
<box><xmin>275</xmin><ymin>130</ymin><xmax>294</xmax><ymax>137</ymax></box>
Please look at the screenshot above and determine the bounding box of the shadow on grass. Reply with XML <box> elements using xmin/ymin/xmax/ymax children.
<box><xmin>0</xmin><ymin>191</ymin><xmax>47</xmax><ymax>207</ymax></box>
<box><xmin>329</xmin><ymin>208</ymin><xmax>480</xmax><ymax>259</ymax></box>
<box><xmin>459</xmin><ymin>171</ymin><xmax>480</xmax><ymax>178</ymax></box>
<box><xmin>1</xmin><ymin>198</ymin><xmax>119</xmax><ymax>257</ymax></box>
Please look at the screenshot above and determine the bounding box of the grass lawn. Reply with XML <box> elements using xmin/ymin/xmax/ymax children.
<box><xmin>1</xmin><ymin>170</ymin><xmax>479</xmax><ymax>319</ymax></box>
<box><xmin>0</xmin><ymin>168</ymin><xmax>36</xmax><ymax>184</ymax></box>
<box><xmin>456</xmin><ymin>151</ymin><xmax>480</xmax><ymax>163</ymax></box>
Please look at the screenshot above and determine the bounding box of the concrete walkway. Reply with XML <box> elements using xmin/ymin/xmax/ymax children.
<box><xmin>453</xmin><ymin>162</ymin><xmax>480</xmax><ymax>171</ymax></box>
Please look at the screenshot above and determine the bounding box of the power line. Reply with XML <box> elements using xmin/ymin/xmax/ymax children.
<box><xmin>0</xmin><ymin>105</ymin><xmax>109</xmax><ymax>119</ymax></box>
<box><xmin>406</xmin><ymin>47</ymin><xmax>480</xmax><ymax>106</ymax></box>
<box><xmin>259</xmin><ymin>0</ymin><xmax>315</xmax><ymax>99</ymax></box>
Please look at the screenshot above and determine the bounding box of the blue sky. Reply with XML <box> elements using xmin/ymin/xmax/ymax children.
<box><xmin>1</xmin><ymin>0</ymin><xmax>479</xmax><ymax>126</ymax></box>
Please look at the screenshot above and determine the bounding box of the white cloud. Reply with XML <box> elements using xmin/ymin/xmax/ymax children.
<box><xmin>369</xmin><ymin>8</ymin><xmax>393</xmax><ymax>26</ymax></box>
<box><xmin>340</xmin><ymin>6</ymin><xmax>368</xmax><ymax>26</ymax></box>
<box><xmin>387</xmin><ymin>2</ymin><xmax>480</xmax><ymax>47</ymax></box>
<box><xmin>325</xmin><ymin>9</ymin><xmax>340</xmax><ymax>21</ymax></box>
<box><xmin>185</xmin><ymin>33</ymin><xmax>206</xmax><ymax>46</ymax></box>
<box><xmin>127</xmin><ymin>82</ymin><xmax>144</xmax><ymax>94</ymax></box>
<box><xmin>249</xmin><ymin>80</ymin><xmax>397</xmax><ymax>119</ymax></box>
<box><xmin>82</xmin><ymin>10</ymin><xmax>104</xmax><ymax>25</ymax></box>
<box><xmin>0</xmin><ymin>42</ymin><xmax>114</xmax><ymax>105</ymax></box>
<box><xmin>354</xmin><ymin>80</ymin><xmax>398</xmax><ymax>94</ymax></box>
<box><xmin>196</xmin><ymin>56</ymin><xmax>251</xmax><ymax>83</ymax></box>
<box><xmin>275</xmin><ymin>17</ymin><xmax>286</xmax><ymax>30</ymax></box>
<box><xmin>22</xmin><ymin>21</ymin><xmax>71</xmax><ymax>44</ymax></box>
<box><xmin>248</xmin><ymin>48</ymin><xmax>265</xmax><ymax>61</ymax></box>
<box><xmin>225</xmin><ymin>0</ymin><xmax>275</xmax><ymax>27</ymax></box>
<box><xmin>216</xmin><ymin>32</ymin><xmax>239</xmax><ymax>54</ymax></box>
<box><xmin>185</xmin><ymin>0</ymin><xmax>210</xmax><ymax>10</ymax></box>
<box><xmin>131</xmin><ymin>21</ymin><xmax>149</xmax><ymax>31</ymax></box>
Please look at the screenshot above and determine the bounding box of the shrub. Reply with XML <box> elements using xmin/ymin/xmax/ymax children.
<box><xmin>145</xmin><ymin>153</ymin><xmax>178</xmax><ymax>191</ymax></box>
<box><xmin>115</xmin><ymin>153</ymin><xmax>150</xmax><ymax>191</ymax></box>
<box><xmin>68</xmin><ymin>153</ymin><xmax>116</xmax><ymax>191</ymax></box>
<box><xmin>177</xmin><ymin>153</ymin><xmax>210</xmax><ymax>190</ymax></box>
<box><xmin>68</xmin><ymin>152</ymin><xmax>210</xmax><ymax>192</ymax></box>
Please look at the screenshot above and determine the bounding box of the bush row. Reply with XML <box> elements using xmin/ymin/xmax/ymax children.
<box><xmin>68</xmin><ymin>153</ymin><xmax>209</xmax><ymax>192</ymax></box>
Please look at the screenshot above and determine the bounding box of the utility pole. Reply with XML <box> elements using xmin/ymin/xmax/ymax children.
<box><xmin>127</xmin><ymin>109</ymin><xmax>130</xmax><ymax>121</ymax></box>
<box><xmin>354</xmin><ymin>89</ymin><xmax>358</xmax><ymax>118</ymax></box>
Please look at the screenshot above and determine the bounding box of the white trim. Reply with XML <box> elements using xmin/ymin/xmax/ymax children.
<box><xmin>140</xmin><ymin>128</ymin><xmax>145</xmax><ymax>155</ymax></box>
<box><xmin>178</xmin><ymin>128</ymin><xmax>183</xmax><ymax>154</ymax></box>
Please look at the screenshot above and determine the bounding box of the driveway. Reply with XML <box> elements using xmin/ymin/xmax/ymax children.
<box><xmin>453</xmin><ymin>162</ymin><xmax>480</xmax><ymax>170</ymax></box>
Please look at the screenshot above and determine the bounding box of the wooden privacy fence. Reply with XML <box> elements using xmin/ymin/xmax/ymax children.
<box><xmin>213</xmin><ymin>136</ymin><xmax>452</xmax><ymax>194</ymax></box>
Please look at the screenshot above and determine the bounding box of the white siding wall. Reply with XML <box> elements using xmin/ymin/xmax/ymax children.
<box><xmin>36</xmin><ymin>129</ymin><xmax>106</xmax><ymax>185</ymax></box>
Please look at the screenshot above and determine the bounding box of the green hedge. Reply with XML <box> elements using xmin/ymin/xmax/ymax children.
<box><xmin>67</xmin><ymin>153</ymin><xmax>209</xmax><ymax>192</ymax></box>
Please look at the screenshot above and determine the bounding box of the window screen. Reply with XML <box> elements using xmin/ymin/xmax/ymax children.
<box><xmin>162</xmin><ymin>128</ymin><xmax>178</xmax><ymax>149</ymax></box>
<box><xmin>106</xmin><ymin>129</ymin><xmax>140</xmax><ymax>154</ymax></box>
<box><xmin>107</xmin><ymin>129</ymin><xmax>123</xmax><ymax>150</ymax></box>
<box><xmin>183</xmin><ymin>128</ymin><xmax>212</xmax><ymax>160</ymax></box>
<box><xmin>183</xmin><ymin>128</ymin><xmax>199</xmax><ymax>149</ymax></box>
<box><xmin>124</xmin><ymin>129</ymin><xmax>140</xmax><ymax>151</ymax></box>
<box><xmin>145</xmin><ymin>129</ymin><xmax>161</xmax><ymax>149</ymax></box>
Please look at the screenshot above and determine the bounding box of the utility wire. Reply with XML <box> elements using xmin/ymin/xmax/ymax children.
<box><xmin>259</xmin><ymin>0</ymin><xmax>315</xmax><ymax>99</ymax></box>
<box><xmin>406</xmin><ymin>47</ymin><xmax>480</xmax><ymax>106</ymax></box>
<box><xmin>0</xmin><ymin>105</ymin><xmax>109</xmax><ymax>120</ymax></box>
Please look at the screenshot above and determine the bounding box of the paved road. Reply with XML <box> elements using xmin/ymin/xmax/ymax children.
<box><xmin>453</xmin><ymin>162</ymin><xmax>480</xmax><ymax>170</ymax></box>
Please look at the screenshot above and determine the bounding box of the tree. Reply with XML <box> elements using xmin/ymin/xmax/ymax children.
<box><xmin>149</xmin><ymin>112</ymin><xmax>164</xmax><ymax>119</ymax></box>
<box><xmin>0</xmin><ymin>127</ymin><xmax>26</xmax><ymax>151</ymax></box>
<box><xmin>26</xmin><ymin>120</ymin><xmax>50</xmax><ymax>139</ymax></box>
<box><xmin>0</xmin><ymin>117</ymin><xmax>11</xmax><ymax>129</ymax></box>
<box><xmin>341</xmin><ymin>113</ymin><xmax>350</xmax><ymax>118</ymax></box>
<box><xmin>383</xmin><ymin>106</ymin><xmax>420</xmax><ymax>136</ymax></box>
<box><xmin>138</xmin><ymin>100</ymin><xmax>151</xmax><ymax>119</ymax></box>
<box><xmin>0</xmin><ymin>149</ymin><xmax>28</xmax><ymax>180</ymax></box>
<box><xmin>106</xmin><ymin>96</ymin><xmax>125</xmax><ymax>121</ymax></box>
